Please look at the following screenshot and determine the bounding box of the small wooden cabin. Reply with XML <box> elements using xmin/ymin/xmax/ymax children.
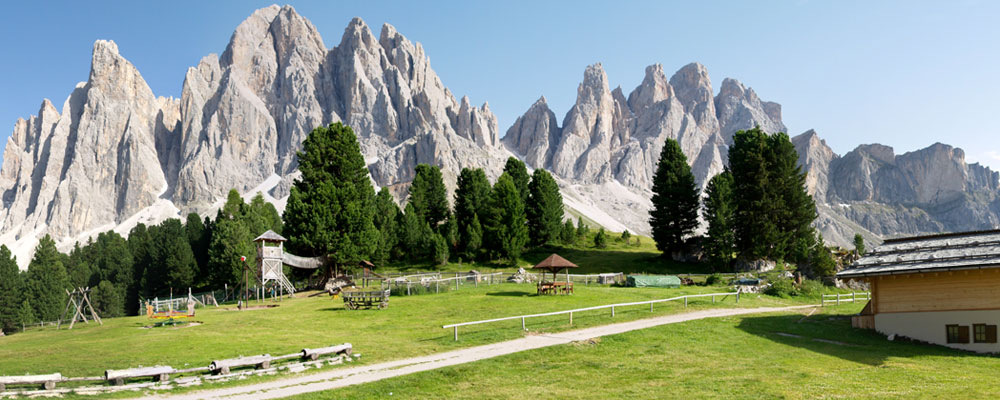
<box><xmin>838</xmin><ymin>230</ymin><xmax>1000</xmax><ymax>353</ymax></box>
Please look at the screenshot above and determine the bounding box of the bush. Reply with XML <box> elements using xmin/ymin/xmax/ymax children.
<box><xmin>797</xmin><ymin>279</ymin><xmax>827</xmax><ymax>298</ymax></box>
<box><xmin>764</xmin><ymin>278</ymin><xmax>797</xmax><ymax>298</ymax></box>
<box><xmin>594</xmin><ymin>228</ymin><xmax>608</xmax><ymax>248</ymax></box>
<box><xmin>705</xmin><ymin>273</ymin><xmax>725</xmax><ymax>286</ymax></box>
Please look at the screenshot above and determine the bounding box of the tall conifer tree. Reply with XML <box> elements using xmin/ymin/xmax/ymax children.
<box><xmin>454</xmin><ymin>168</ymin><xmax>492</xmax><ymax>257</ymax></box>
<box><xmin>503</xmin><ymin>157</ymin><xmax>530</xmax><ymax>204</ymax></box>
<box><xmin>25</xmin><ymin>235</ymin><xmax>70</xmax><ymax>322</ymax></box>
<box><xmin>703</xmin><ymin>170</ymin><xmax>737</xmax><ymax>271</ymax></box>
<box><xmin>526</xmin><ymin>168</ymin><xmax>564</xmax><ymax>246</ymax></box>
<box><xmin>648</xmin><ymin>139</ymin><xmax>700</xmax><ymax>255</ymax></box>
<box><xmin>284</xmin><ymin>123</ymin><xmax>378</xmax><ymax>273</ymax></box>
<box><xmin>487</xmin><ymin>174</ymin><xmax>528</xmax><ymax>264</ymax></box>
<box><xmin>0</xmin><ymin>245</ymin><xmax>21</xmax><ymax>333</ymax></box>
<box><xmin>409</xmin><ymin>164</ymin><xmax>449</xmax><ymax>232</ymax></box>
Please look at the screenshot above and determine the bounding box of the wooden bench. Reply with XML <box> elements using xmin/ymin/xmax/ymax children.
<box><xmin>342</xmin><ymin>289</ymin><xmax>390</xmax><ymax>310</ymax></box>
<box><xmin>209</xmin><ymin>355</ymin><xmax>272</xmax><ymax>375</ymax></box>
<box><xmin>553</xmin><ymin>281</ymin><xmax>574</xmax><ymax>294</ymax></box>
<box><xmin>105</xmin><ymin>366</ymin><xmax>173</xmax><ymax>386</ymax></box>
<box><xmin>0</xmin><ymin>373</ymin><xmax>62</xmax><ymax>391</ymax></box>
<box><xmin>300</xmin><ymin>343</ymin><xmax>352</xmax><ymax>361</ymax></box>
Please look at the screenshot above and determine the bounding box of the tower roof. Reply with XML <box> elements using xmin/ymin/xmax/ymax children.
<box><xmin>254</xmin><ymin>230</ymin><xmax>287</xmax><ymax>243</ymax></box>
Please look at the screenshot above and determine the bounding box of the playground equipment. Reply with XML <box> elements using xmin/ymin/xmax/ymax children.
<box><xmin>146</xmin><ymin>298</ymin><xmax>195</xmax><ymax>327</ymax></box>
<box><xmin>58</xmin><ymin>287</ymin><xmax>102</xmax><ymax>329</ymax></box>
<box><xmin>342</xmin><ymin>288</ymin><xmax>391</xmax><ymax>310</ymax></box>
<box><xmin>253</xmin><ymin>230</ymin><xmax>326</xmax><ymax>298</ymax></box>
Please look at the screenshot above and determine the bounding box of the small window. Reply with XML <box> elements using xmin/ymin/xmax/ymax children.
<box><xmin>946</xmin><ymin>325</ymin><xmax>970</xmax><ymax>344</ymax></box>
<box><xmin>973</xmin><ymin>324</ymin><xmax>997</xmax><ymax>343</ymax></box>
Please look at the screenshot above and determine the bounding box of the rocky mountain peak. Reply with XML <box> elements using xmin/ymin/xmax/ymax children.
<box><xmin>626</xmin><ymin>64</ymin><xmax>672</xmax><ymax>111</ymax></box>
<box><xmin>714</xmin><ymin>77</ymin><xmax>786</xmax><ymax>140</ymax></box>
<box><xmin>669</xmin><ymin>62</ymin><xmax>718</xmax><ymax>134</ymax></box>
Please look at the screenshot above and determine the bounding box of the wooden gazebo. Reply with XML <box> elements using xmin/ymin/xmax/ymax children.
<box><xmin>532</xmin><ymin>254</ymin><xmax>578</xmax><ymax>295</ymax></box>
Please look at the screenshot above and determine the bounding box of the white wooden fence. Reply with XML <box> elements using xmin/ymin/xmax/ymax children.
<box><xmin>820</xmin><ymin>292</ymin><xmax>870</xmax><ymax>306</ymax></box>
<box><xmin>442</xmin><ymin>291</ymin><xmax>740</xmax><ymax>340</ymax></box>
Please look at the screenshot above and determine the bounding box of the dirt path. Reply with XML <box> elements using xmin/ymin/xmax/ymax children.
<box><xmin>145</xmin><ymin>305</ymin><xmax>815</xmax><ymax>400</ymax></box>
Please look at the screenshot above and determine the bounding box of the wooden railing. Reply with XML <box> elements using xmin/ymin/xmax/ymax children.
<box><xmin>442</xmin><ymin>291</ymin><xmax>740</xmax><ymax>340</ymax></box>
<box><xmin>821</xmin><ymin>292</ymin><xmax>870</xmax><ymax>306</ymax></box>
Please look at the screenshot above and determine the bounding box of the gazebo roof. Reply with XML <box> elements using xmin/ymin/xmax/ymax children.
<box><xmin>532</xmin><ymin>254</ymin><xmax>579</xmax><ymax>270</ymax></box>
<box><xmin>254</xmin><ymin>230</ymin><xmax>287</xmax><ymax>243</ymax></box>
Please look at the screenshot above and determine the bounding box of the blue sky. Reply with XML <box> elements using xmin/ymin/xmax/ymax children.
<box><xmin>1</xmin><ymin>1</ymin><xmax>998</xmax><ymax>168</ymax></box>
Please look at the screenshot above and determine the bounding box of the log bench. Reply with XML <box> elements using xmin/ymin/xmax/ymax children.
<box><xmin>209</xmin><ymin>355</ymin><xmax>272</xmax><ymax>375</ymax></box>
<box><xmin>105</xmin><ymin>366</ymin><xmax>173</xmax><ymax>386</ymax></box>
<box><xmin>0</xmin><ymin>373</ymin><xmax>62</xmax><ymax>391</ymax></box>
<box><xmin>300</xmin><ymin>343</ymin><xmax>352</xmax><ymax>361</ymax></box>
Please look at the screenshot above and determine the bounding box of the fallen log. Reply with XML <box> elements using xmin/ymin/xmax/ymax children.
<box><xmin>105</xmin><ymin>366</ymin><xmax>173</xmax><ymax>386</ymax></box>
<box><xmin>209</xmin><ymin>355</ymin><xmax>272</xmax><ymax>375</ymax></box>
<box><xmin>0</xmin><ymin>373</ymin><xmax>62</xmax><ymax>391</ymax></box>
<box><xmin>300</xmin><ymin>343</ymin><xmax>352</xmax><ymax>361</ymax></box>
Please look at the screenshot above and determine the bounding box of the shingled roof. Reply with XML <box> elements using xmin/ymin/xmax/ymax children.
<box><xmin>253</xmin><ymin>230</ymin><xmax>287</xmax><ymax>242</ymax></box>
<box><xmin>837</xmin><ymin>230</ymin><xmax>1000</xmax><ymax>279</ymax></box>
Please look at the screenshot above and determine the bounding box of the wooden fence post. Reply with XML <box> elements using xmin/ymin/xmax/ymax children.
<box><xmin>569</xmin><ymin>312</ymin><xmax>573</xmax><ymax>325</ymax></box>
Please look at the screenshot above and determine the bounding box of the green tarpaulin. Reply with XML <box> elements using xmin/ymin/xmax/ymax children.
<box><xmin>626</xmin><ymin>275</ymin><xmax>681</xmax><ymax>288</ymax></box>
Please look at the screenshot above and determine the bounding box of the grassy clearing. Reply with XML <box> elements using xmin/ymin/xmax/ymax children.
<box><xmin>0</xmin><ymin>283</ymin><xmax>813</xmax><ymax>379</ymax></box>
<box><xmin>297</xmin><ymin>305</ymin><xmax>1000</xmax><ymax>400</ymax></box>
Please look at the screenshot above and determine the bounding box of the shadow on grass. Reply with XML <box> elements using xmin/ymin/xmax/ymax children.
<box><xmin>735</xmin><ymin>313</ymin><xmax>981</xmax><ymax>366</ymax></box>
<box><xmin>485</xmin><ymin>291</ymin><xmax>533</xmax><ymax>297</ymax></box>
<box><xmin>318</xmin><ymin>307</ymin><xmax>348</xmax><ymax>312</ymax></box>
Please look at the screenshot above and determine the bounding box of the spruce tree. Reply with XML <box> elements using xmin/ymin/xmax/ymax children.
<box><xmin>373</xmin><ymin>188</ymin><xmax>401</xmax><ymax>265</ymax></box>
<box><xmin>17</xmin><ymin>299</ymin><xmax>35</xmax><ymax>328</ymax></box>
<box><xmin>92</xmin><ymin>280</ymin><xmax>125</xmax><ymax>318</ymax></box>
<box><xmin>464</xmin><ymin>214</ymin><xmax>484</xmax><ymax>260</ymax></box>
<box><xmin>576</xmin><ymin>217</ymin><xmax>588</xmax><ymax>238</ymax></box>
<box><xmin>766</xmin><ymin>132</ymin><xmax>817</xmax><ymax>262</ymax></box>
<box><xmin>561</xmin><ymin>220</ymin><xmax>576</xmax><ymax>245</ymax></box>
<box><xmin>854</xmin><ymin>233</ymin><xmax>866</xmax><ymax>256</ymax></box>
<box><xmin>25</xmin><ymin>235</ymin><xmax>70</xmax><ymax>322</ymax></box>
<box><xmin>207</xmin><ymin>213</ymin><xmax>254</xmax><ymax>289</ymax></box>
<box><xmin>186</xmin><ymin>212</ymin><xmax>210</xmax><ymax>273</ymax></box>
<box><xmin>620</xmin><ymin>230</ymin><xmax>632</xmax><ymax>244</ymax></box>
<box><xmin>503</xmin><ymin>157</ymin><xmax>530</xmax><ymax>204</ymax></box>
<box><xmin>648</xmin><ymin>138</ymin><xmax>700</xmax><ymax>255</ymax></box>
<box><xmin>409</xmin><ymin>164</ymin><xmax>450</xmax><ymax>232</ymax></box>
<box><xmin>703</xmin><ymin>170</ymin><xmax>737</xmax><ymax>271</ymax></box>
<box><xmin>730</xmin><ymin>128</ymin><xmax>777</xmax><ymax>260</ymax></box>
<box><xmin>128</xmin><ymin>224</ymin><xmax>151</xmax><ymax>301</ymax></box>
<box><xmin>0</xmin><ymin>245</ymin><xmax>21</xmax><ymax>333</ymax></box>
<box><xmin>284</xmin><ymin>122</ymin><xmax>378</xmax><ymax>273</ymax></box>
<box><xmin>454</xmin><ymin>168</ymin><xmax>491</xmax><ymax>258</ymax></box>
<box><xmin>729</xmin><ymin>127</ymin><xmax>817</xmax><ymax>262</ymax></box>
<box><xmin>487</xmin><ymin>174</ymin><xmax>528</xmax><ymax>265</ymax></box>
<box><xmin>526</xmin><ymin>168</ymin><xmax>564</xmax><ymax>246</ymax></box>
<box><xmin>594</xmin><ymin>228</ymin><xmax>608</xmax><ymax>249</ymax></box>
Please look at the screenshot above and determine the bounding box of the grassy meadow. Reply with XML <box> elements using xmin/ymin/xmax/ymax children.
<box><xmin>297</xmin><ymin>305</ymin><xmax>1000</xmax><ymax>400</ymax></box>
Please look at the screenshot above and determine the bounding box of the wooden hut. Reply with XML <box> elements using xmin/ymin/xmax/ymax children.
<box><xmin>532</xmin><ymin>254</ymin><xmax>578</xmax><ymax>295</ymax></box>
<box><xmin>838</xmin><ymin>229</ymin><xmax>1000</xmax><ymax>353</ymax></box>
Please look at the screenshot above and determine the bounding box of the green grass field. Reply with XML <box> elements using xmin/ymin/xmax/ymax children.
<box><xmin>296</xmin><ymin>305</ymin><xmax>1000</xmax><ymax>400</ymax></box>
<box><xmin>0</xmin><ymin>282</ymin><xmax>808</xmax><ymax>379</ymax></box>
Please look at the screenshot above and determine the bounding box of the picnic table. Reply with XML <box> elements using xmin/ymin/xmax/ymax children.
<box><xmin>537</xmin><ymin>281</ymin><xmax>574</xmax><ymax>295</ymax></box>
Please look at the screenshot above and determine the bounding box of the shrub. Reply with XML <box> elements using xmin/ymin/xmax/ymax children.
<box><xmin>797</xmin><ymin>279</ymin><xmax>827</xmax><ymax>298</ymax></box>
<box><xmin>764</xmin><ymin>278</ymin><xmax>797</xmax><ymax>298</ymax></box>
<box><xmin>594</xmin><ymin>228</ymin><xmax>608</xmax><ymax>248</ymax></box>
<box><xmin>705</xmin><ymin>273</ymin><xmax>725</xmax><ymax>286</ymax></box>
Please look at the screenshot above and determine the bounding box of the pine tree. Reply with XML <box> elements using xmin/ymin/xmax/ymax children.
<box><xmin>373</xmin><ymin>188</ymin><xmax>401</xmax><ymax>265</ymax></box>
<box><xmin>854</xmin><ymin>233</ymin><xmax>866</xmax><ymax>256</ymax></box>
<box><xmin>17</xmin><ymin>299</ymin><xmax>36</xmax><ymax>328</ymax></box>
<box><xmin>648</xmin><ymin>138</ymin><xmax>700</xmax><ymax>255</ymax></box>
<box><xmin>284</xmin><ymin>122</ymin><xmax>378</xmax><ymax>273</ymax></box>
<box><xmin>409</xmin><ymin>164</ymin><xmax>450</xmax><ymax>232</ymax></box>
<box><xmin>399</xmin><ymin>202</ymin><xmax>432</xmax><ymax>262</ymax></box>
<box><xmin>186</xmin><ymin>212</ymin><xmax>210</xmax><ymax>274</ymax></box>
<box><xmin>207</xmin><ymin>214</ymin><xmax>254</xmax><ymax>289</ymax></box>
<box><xmin>730</xmin><ymin>127</ymin><xmax>817</xmax><ymax>262</ymax></box>
<box><xmin>25</xmin><ymin>235</ymin><xmax>70</xmax><ymax>322</ymax></box>
<box><xmin>594</xmin><ymin>228</ymin><xmax>608</xmax><ymax>249</ymax></box>
<box><xmin>576</xmin><ymin>217</ymin><xmax>588</xmax><ymax>238</ymax></box>
<box><xmin>454</xmin><ymin>168</ymin><xmax>491</xmax><ymax>258</ymax></box>
<box><xmin>147</xmin><ymin>219</ymin><xmax>198</xmax><ymax>293</ymax></box>
<box><xmin>766</xmin><ymin>132</ymin><xmax>817</xmax><ymax>262</ymax></box>
<box><xmin>620</xmin><ymin>230</ymin><xmax>632</xmax><ymax>244</ymax></box>
<box><xmin>730</xmin><ymin>128</ymin><xmax>778</xmax><ymax>260</ymax></box>
<box><xmin>0</xmin><ymin>245</ymin><xmax>22</xmax><ymax>333</ymax></box>
<box><xmin>432</xmin><ymin>233</ymin><xmax>449</xmax><ymax>265</ymax></box>
<box><xmin>703</xmin><ymin>170</ymin><xmax>737</xmax><ymax>271</ymax></box>
<box><xmin>526</xmin><ymin>168</ymin><xmax>564</xmax><ymax>246</ymax></box>
<box><xmin>92</xmin><ymin>280</ymin><xmax>125</xmax><ymax>318</ymax></box>
<box><xmin>811</xmin><ymin>233</ymin><xmax>837</xmax><ymax>277</ymax></box>
<box><xmin>487</xmin><ymin>174</ymin><xmax>528</xmax><ymax>265</ymax></box>
<box><xmin>560</xmin><ymin>220</ymin><xmax>576</xmax><ymax>245</ymax></box>
<box><xmin>503</xmin><ymin>157</ymin><xmax>530</xmax><ymax>204</ymax></box>
<box><xmin>127</xmin><ymin>224</ymin><xmax>151</xmax><ymax>303</ymax></box>
<box><xmin>464</xmin><ymin>214</ymin><xmax>484</xmax><ymax>260</ymax></box>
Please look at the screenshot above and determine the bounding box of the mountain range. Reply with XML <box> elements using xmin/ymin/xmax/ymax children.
<box><xmin>2</xmin><ymin>5</ymin><xmax>997</xmax><ymax>268</ymax></box>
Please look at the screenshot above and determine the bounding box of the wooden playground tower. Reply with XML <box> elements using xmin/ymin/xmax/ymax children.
<box><xmin>254</xmin><ymin>230</ymin><xmax>296</xmax><ymax>298</ymax></box>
